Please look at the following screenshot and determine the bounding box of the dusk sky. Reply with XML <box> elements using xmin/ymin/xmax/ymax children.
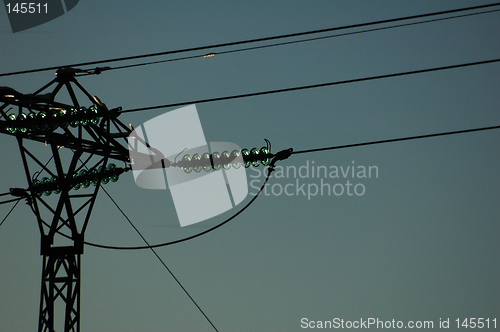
<box><xmin>0</xmin><ymin>1</ymin><xmax>499</xmax><ymax>331</ymax></box>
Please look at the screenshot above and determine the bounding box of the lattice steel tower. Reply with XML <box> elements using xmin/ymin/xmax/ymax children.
<box><xmin>0</xmin><ymin>68</ymin><xmax>131</xmax><ymax>332</ymax></box>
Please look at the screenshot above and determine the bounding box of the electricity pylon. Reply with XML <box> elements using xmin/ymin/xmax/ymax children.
<box><xmin>0</xmin><ymin>68</ymin><xmax>130</xmax><ymax>332</ymax></box>
<box><xmin>0</xmin><ymin>68</ymin><xmax>280</xmax><ymax>331</ymax></box>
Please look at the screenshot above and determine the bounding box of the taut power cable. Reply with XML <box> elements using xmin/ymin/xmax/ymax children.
<box><xmin>99</xmin><ymin>185</ymin><xmax>220</xmax><ymax>332</ymax></box>
<box><xmin>0</xmin><ymin>200</ymin><xmax>20</xmax><ymax>227</ymax></box>
<box><xmin>120</xmin><ymin>58</ymin><xmax>500</xmax><ymax>114</ymax></box>
<box><xmin>0</xmin><ymin>197</ymin><xmax>22</xmax><ymax>206</ymax></box>
<box><xmin>75</xmin><ymin>8</ymin><xmax>500</xmax><ymax>75</ymax></box>
<box><xmin>1</xmin><ymin>2</ymin><xmax>499</xmax><ymax>77</ymax></box>
<box><xmin>291</xmin><ymin>125</ymin><xmax>500</xmax><ymax>156</ymax></box>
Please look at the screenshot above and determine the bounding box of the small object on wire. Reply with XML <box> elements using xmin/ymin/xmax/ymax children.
<box><xmin>92</xmin><ymin>67</ymin><xmax>111</xmax><ymax>75</ymax></box>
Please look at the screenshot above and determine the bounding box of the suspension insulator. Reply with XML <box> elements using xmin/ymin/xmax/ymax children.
<box><xmin>30</xmin><ymin>163</ymin><xmax>126</xmax><ymax>196</ymax></box>
<box><xmin>2</xmin><ymin>105</ymin><xmax>101</xmax><ymax>134</ymax></box>
<box><xmin>178</xmin><ymin>146</ymin><xmax>274</xmax><ymax>173</ymax></box>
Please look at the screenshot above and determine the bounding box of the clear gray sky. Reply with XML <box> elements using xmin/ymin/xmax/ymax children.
<box><xmin>0</xmin><ymin>1</ymin><xmax>499</xmax><ymax>331</ymax></box>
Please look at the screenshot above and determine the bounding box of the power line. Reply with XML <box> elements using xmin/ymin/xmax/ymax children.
<box><xmin>291</xmin><ymin>124</ymin><xmax>500</xmax><ymax>155</ymax></box>
<box><xmin>0</xmin><ymin>200</ymin><xmax>20</xmax><ymax>227</ymax></box>
<box><xmin>83</xmin><ymin>123</ymin><xmax>500</xmax><ymax>251</ymax></box>
<box><xmin>79</xmin><ymin>8</ymin><xmax>500</xmax><ymax>75</ymax></box>
<box><xmin>1</xmin><ymin>2</ymin><xmax>499</xmax><ymax>77</ymax></box>
<box><xmin>0</xmin><ymin>197</ymin><xmax>22</xmax><ymax>205</ymax></box>
<box><xmin>0</xmin><ymin>155</ymin><xmax>55</xmax><ymax>226</ymax></box>
<box><xmin>84</xmin><ymin>167</ymin><xmax>273</xmax><ymax>250</ymax></box>
<box><xmin>99</xmin><ymin>186</ymin><xmax>219</xmax><ymax>332</ymax></box>
<box><xmin>120</xmin><ymin>57</ymin><xmax>500</xmax><ymax>113</ymax></box>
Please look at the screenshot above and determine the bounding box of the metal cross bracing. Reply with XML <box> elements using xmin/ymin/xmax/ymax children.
<box><xmin>0</xmin><ymin>68</ymin><xmax>131</xmax><ymax>332</ymax></box>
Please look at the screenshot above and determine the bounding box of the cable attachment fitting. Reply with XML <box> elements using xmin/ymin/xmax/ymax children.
<box><xmin>10</xmin><ymin>188</ymin><xmax>28</xmax><ymax>197</ymax></box>
<box><xmin>268</xmin><ymin>148</ymin><xmax>293</xmax><ymax>174</ymax></box>
<box><xmin>10</xmin><ymin>187</ymin><xmax>31</xmax><ymax>205</ymax></box>
<box><xmin>55</xmin><ymin>67</ymin><xmax>82</xmax><ymax>77</ymax></box>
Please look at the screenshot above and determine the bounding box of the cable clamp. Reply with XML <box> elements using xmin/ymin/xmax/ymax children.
<box><xmin>9</xmin><ymin>188</ymin><xmax>27</xmax><ymax>197</ymax></box>
<box><xmin>268</xmin><ymin>148</ymin><xmax>293</xmax><ymax>174</ymax></box>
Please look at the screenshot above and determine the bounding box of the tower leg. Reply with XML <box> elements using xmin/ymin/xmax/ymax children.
<box><xmin>38</xmin><ymin>253</ymin><xmax>80</xmax><ymax>332</ymax></box>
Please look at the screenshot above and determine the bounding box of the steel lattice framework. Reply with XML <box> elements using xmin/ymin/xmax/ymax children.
<box><xmin>0</xmin><ymin>68</ymin><xmax>131</xmax><ymax>332</ymax></box>
<box><xmin>0</xmin><ymin>67</ymin><xmax>276</xmax><ymax>331</ymax></box>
